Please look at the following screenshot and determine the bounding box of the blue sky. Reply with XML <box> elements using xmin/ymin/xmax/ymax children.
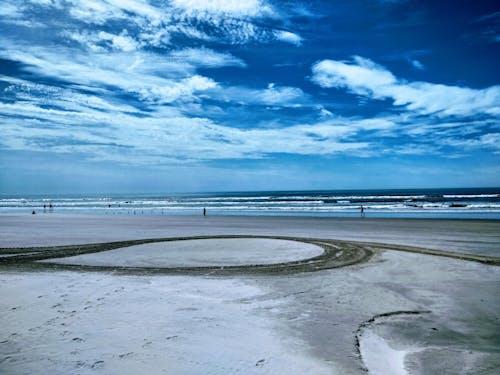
<box><xmin>0</xmin><ymin>0</ymin><xmax>499</xmax><ymax>194</ymax></box>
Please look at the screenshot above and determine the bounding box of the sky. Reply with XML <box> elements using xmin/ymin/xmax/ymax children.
<box><xmin>0</xmin><ymin>0</ymin><xmax>499</xmax><ymax>194</ymax></box>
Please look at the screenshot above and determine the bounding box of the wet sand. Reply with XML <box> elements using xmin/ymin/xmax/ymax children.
<box><xmin>1</xmin><ymin>214</ymin><xmax>500</xmax><ymax>255</ymax></box>
<box><xmin>1</xmin><ymin>214</ymin><xmax>499</xmax><ymax>374</ymax></box>
<box><xmin>38</xmin><ymin>238</ymin><xmax>325</xmax><ymax>268</ymax></box>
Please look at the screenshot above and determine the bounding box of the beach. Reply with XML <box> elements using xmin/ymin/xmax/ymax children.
<box><xmin>1</xmin><ymin>215</ymin><xmax>499</xmax><ymax>374</ymax></box>
<box><xmin>3</xmin><ymin>0</ymin><xmax>499</xmax><ymax>373</ymax></box>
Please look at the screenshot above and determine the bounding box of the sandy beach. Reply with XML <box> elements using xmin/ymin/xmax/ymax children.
<box><xmin>1</xmin><ymin>215</ymin><xmax>499</xmax><ymax>374</ymax></box>
<box><xmin>3</xmin><ymin>0</ymin><xmax>499</xmax><ymax>373</ymax></box>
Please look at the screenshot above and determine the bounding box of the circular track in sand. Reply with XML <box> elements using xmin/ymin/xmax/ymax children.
<box><xmin>39</xmin><ymin>238</ymin><xmax>325</xmax><ymax>268</ymax></box>
<box><xmin>0</xmin><ymin>236</ymin><xmax>372</xmax><ymax>275</ymax></box>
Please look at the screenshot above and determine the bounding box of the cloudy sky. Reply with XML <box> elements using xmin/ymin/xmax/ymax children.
<box><xmin>0</xmin><ymin>0</ymin><xmax>499</xmax><ymax>194</ymax></box>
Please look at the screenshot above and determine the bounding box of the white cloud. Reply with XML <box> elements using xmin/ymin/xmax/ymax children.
<box><xmin>67</xmin><ymin>0</ymin><xmax>162</xmax><ymax>25</ymax></box>
<box><xmin>100</xmin><ymin>31</ymin><xmax>138</xmax><ymax>52</ymax></box>
<box><xmin>391</xmin><ymin>144</ymin><xmax>441</xmax><ymax>156</ymax></box>
<box><xmin>3</xmin><ymin>0</ymin><xmax>303</xmax><ymax>50</ymax></box>
<box><xmin>0</xmin><ymin>72</ymin><xmax>388</xmax><ymax>163</ymax></box>
<box><xmin>274</xmin><ymin>30</ymin><xmax>303</xmax><ymax>46</ymax></box>
<box><xmin>312</xmin><ymin>57</ymin><xmax>396</xmax><ymax>93</ymax></box>
<box><xmin>27</xmin><ymin>0</ymin><xmax>63</xmax><ymax>6</ymax></box>
<box><xmin>259</xmin><ymin>83</ymin><xmax>305</xmax><ymax>105</ymax></box>
<box><xmin>0</xmin><ymin>97</ymin><xmax>372</xmax><ymax>163</ymax></box>
<box><xmin>2</xmin><ymin>77</ymin><xmax>141</xmax><ymax>116</ymax></box>
<box><xmin>0</xmin><ymin>41</ymin><xmax>222</xmax><ymax>100</ymax></box>
<box><xmin>410</xmin><ymin>59</ymin><xmax>425</xmax><ymax>70</ymax></box>
<box><xmin>3</xmin><ymin>75</ymin><xmax>495</xmax><ymax>164</ymax></box>
<box><xmin>319</xmin><ymin>108</ymin><xmax>333</xmax><ymax>117</ymax></box>
<box><xmin>169</xmin><ymin>48</ymin><xmax>246</xmax><ymax>68</ymax></box>
<box><xmin>312</xmin><ymin>56</ymin><xmax>500</xmax><ymax>117</ymax></box>
<box><xmin>139</xmin><ymin>75</ymin><xmax>218</xmax><ymax>104</ymax></box>
<box><xmin>171</xmin><ymin>0</ymin><xmax>274</xmax><ymax>18</ymax></box>
<box><xmin>62</xmin><ymin>0</ymin><xmax>279</xmax><ymax>45</ymax></box>
<box><xmin>67</xmin><ymin>30</ymin><xmax>139</xmax><ymax>52</ymax></box>
<box><xmin>0</xmin><ymin>2</ymin><xmax>22</xmax><ymax>17</ymax></box>
<box><xmin>213</xmin><ymin>83</ymin><xmax>306</xmax><ymax>107</ymax></box>
<box><xmin>442</xmin><ymin>133</ymin><xmax>500</xmax><ymax>152</ymax></box>
<box><xmin>0</xmin><ymin>37</ymin><xmax>308</xmax><ymax>112</ymax></box>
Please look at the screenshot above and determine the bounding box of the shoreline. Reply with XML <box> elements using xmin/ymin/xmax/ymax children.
<box><xmin>3</xmin><ymin>211</ymin><xmax>500</xmax><ymax>220</ymax></box>
<box><xmin>4</xmin><ymin>212</ymin><xmax>500</xmax><ymax>221</ymax></box>
<box><xmin>2</xmin><ymin>187</ymin><xmax>499</xmax><ymax>221</ymax></box>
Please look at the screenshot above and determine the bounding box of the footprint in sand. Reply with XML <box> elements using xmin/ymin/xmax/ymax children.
<box><xmin>91</xmin><ymin>360</ymin><xmax>104</xmax><ymax>369</ymax></box>
<box><xmin>118</xmin><ymin>352</ymin><xmax>134</xmax><ymax>359</ymax></box>
<box><xmin>44</xmin><ymin>317</ymin><xmax>59</xmax><ymax>325</ymax></box>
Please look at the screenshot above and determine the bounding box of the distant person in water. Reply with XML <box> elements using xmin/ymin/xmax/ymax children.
<box><xmin>360</xmin><ymin>205</ymin><xmax>365</xmax><ymax>217</ymax></box>
<box><xmin>203</xmin><ymin>207</ymin><xmax>206</xmax><ymax>217</ymax></box>
<box><xmin>32</xmin><ymin>210</ymin><xmax>36</xmax><ymax>214</ymax></box>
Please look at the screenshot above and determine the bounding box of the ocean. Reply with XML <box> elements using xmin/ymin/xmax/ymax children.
<box><xmin>1</xmin><ymin>188</ymin><xmax>500</xmax><ymax>219</ymax></box>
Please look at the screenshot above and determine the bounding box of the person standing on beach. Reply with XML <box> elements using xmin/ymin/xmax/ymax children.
<box><xmin>360</xmin><ymin>205</ymin><xmax>365</xmax><ymax>217</ymax></box>
<box><xmin>203</xmin><ymin>207</ymin><xmax>206</xmax><ymax>217</ymax></box>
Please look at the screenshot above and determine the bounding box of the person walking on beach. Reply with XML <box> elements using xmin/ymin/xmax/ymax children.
<box><xmin>203</xmin><ymin>207</ymin><xmax>206</xmax><ymax>217</ymax></box>
<box><xmin>360</xmin><ymin>205</ymin><xmax>365</xmax><ymax>217</ymax></box>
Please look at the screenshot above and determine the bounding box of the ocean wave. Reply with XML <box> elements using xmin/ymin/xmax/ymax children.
<box><xmin>2</xmin><ymin>189</ymin><xmax>500</xmax><ymax>218</ymax></box>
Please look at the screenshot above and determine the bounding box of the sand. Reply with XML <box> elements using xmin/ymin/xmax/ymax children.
<box><xmin>1</xmin><ymin>214</ymin><xmax>500</xmax><ymax>256</ymax></box>
<box><xmin>40</xmin><ymin>238</ymin><xmax>324</xmax><ymax>267</ymax></box>
<box><xmin>1</xmin><ymin>214</ymin><xmax>499</xmax><ymax>374</ymax></box>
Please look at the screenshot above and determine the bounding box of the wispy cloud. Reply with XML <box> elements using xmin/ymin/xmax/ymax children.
<box><xmin>410</xmin><ymin>59</ymin><xmax>425</xmax><ymax>70</ymax></box>
<box><xmin>312</xmin><ymin>56</ymin><xmax>500</xmax><ymax>117</ymax></box>
<box><xmin>66</xmin><ymin>30</ymin><xmax>140</xmax><ymax>52</ymax></box>
<box><xmin>139</xmin><ymin>75</ymin><xmax>219</xmax><ymax>104</ymax></box>
<box><xmin>0</xmin><ymin>95</ymin><xmax>376</xmax><ymax>164</ymax></box>
<box><xmin>463</xmin><ymin>9</ymin><xmax>500</xmax><ymax>44</ymax></box>
<box><xmin>274</xmin><ymin>30</ymin><xmax>303</xmax><ymax>46</ymax></box>
<box><xmin>169</xmin><ymin>48</ymin><xmax>247</xmax><ymax>68</ymax></box>
<box><xmin>2</xmin><ymin>0</ymin><xmax>295</xmax><ymax>47</ymax></box>
<box><xmin>212</xmin><ymin>83</ymin><xmax>307</xmax><ymax>107</ymax></box>
<box><xmin>171</xmin><ymin>0</ymin><xmax>275</xmax><ymax>18</ymax></box>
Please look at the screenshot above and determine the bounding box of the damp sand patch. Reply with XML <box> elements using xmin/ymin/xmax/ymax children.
<box><xmin>38</xmin><ymin>238</ymin><xmax>324</xmax><ymax>268</ymax></box>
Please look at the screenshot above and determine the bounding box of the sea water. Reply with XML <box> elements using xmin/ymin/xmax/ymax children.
<box><xmin>1</xmin><ymin>188</ymin><xmax>499</xmax><ymax>219</ymax></box>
